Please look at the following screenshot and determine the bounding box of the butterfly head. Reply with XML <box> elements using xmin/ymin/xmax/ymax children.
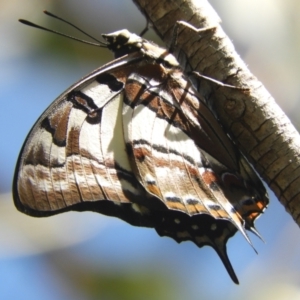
<box><xmin>102</xmin><ymin>29</ymin><xmax>144</xmax><ymax>58</ymax></box>
<box><xmin>102</xmin><ymin>30</ymin><xmax>179</xmax><ymax>68</ymax></box>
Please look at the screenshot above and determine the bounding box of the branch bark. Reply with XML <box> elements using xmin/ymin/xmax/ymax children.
<box><xmin>132</xmin><ymin>0</ymin><xmax>300</xmax><ymax>226</ymax></box>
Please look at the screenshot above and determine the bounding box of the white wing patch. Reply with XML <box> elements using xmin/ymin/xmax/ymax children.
<box><xmin>81</xmin><ymin>80</ymin><xmax>119</xmax><ymax>107</ymax></box>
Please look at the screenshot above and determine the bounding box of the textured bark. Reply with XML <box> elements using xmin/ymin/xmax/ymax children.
<box><xmin>132</xmin><ymin>0</ymin><xmax>300</xmax><ymax>226</ymax></box>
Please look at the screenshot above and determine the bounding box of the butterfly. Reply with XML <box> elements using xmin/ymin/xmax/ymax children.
<box><xmin>13</xmin><ymin>15</ymin><xmax>268</xmax><ymax>284</ymax></box>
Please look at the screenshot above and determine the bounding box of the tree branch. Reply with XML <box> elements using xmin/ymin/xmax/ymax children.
<box><xmin>132</xmin><ymin>0</ymin><xmax>300</xmax><ymax>226</ymax></box>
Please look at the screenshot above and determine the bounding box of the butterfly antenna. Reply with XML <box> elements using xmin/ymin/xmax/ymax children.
<box><xmin>19</xmin><ymin>11</ymin><xmax>107</xmax><ymax>47</ymax></box>
<box><xmin>139</xmin><ymin>20</ymin><xmax>150</xmax><ymax>37</ymax></box>
<box><xmin>43</xmin><ymin>10</ymin><xmax>104</xmax><ymax>44</ymax></box>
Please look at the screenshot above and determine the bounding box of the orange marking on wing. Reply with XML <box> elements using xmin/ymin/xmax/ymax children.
<box><xmin>146</xmin><ymin>184</ymin><xmax>161</xmax><ymax>198</ymax></box>
<box><xmin>256</xmin><ymin>201</ymin><xmax>265</xmax><ymax>210</ymax></box>
<box><xmin>201</xmin><ymin>170</ymin><xmax>220</xmax><ymax>185</ymax></box>
<box><xmin>165</xmin><ymin>201</ymin><xmax>186</xmax><ymax>211</ymax></box>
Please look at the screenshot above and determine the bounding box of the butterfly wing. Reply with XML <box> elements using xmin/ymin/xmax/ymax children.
<box><xmin>13</xmin><ymin>51</ymin><xmax>267</xmax><ymax>284</ymax></box>
<box><xmin>13</xmin><ymin>55</ymin><xmax>149</xmax><ymax>218</ymax></box>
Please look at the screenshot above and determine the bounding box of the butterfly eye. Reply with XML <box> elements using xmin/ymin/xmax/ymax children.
<box><xmin>160</xmin><ymin>59</ymin><xmax>173</xmax><ymax>69</ymax></box>
<box><xmin>102</xmin><ymin>30</ymin><xmax>130</xmax><ymax>47</ymax></box>
<box><xmin>158</xmin><ymin>53</ymin><xmax>179</xmax><ymax>69</ymax></box>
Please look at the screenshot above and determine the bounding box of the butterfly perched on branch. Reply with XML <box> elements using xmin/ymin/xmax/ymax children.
<box><xmin>13</xmin><ymin>12</ymin><xmax>268</xmax><ymax>284</ymax></box>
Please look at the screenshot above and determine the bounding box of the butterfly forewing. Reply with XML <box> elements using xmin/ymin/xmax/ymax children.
<box><xmin>13</xmin><ymin>29</ymin><xmax>268</xmax><ymax>284</ymax></box>
<box><xmin>14</xmin><ymin>56</ymin><xmax>145</xmax><ymax>214</ymax></box>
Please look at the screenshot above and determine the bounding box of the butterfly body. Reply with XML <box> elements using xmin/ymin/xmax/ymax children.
<box><xmin>13</xmin><ymin>29</ymin><xmax>268</xmax><ymax>283</ymax></box>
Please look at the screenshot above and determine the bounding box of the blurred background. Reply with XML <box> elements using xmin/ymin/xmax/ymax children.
<box><xmin>1</xmin><ymin>0</ymin><xmax>300</xmax><ymax>299</ymax></box>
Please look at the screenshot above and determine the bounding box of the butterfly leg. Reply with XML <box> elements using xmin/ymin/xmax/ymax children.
<box><xmin>169</xmin><ymin>20</ymin><xmax>217</xmax><ymax>54</ymax></box>
<box><xmin>190</xmin><ymin>71</ymin><xmax>250</xmax><ymax>91</ymax></box>
<box><xmin>139</xmin><ymin>19</ymin><xmax>151</xmax><ymax>37</ymax></box>
<box><xmin>170</xmin><ymin>21</ymin><xmax>249</xmax><ymax>91</ymax></box>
